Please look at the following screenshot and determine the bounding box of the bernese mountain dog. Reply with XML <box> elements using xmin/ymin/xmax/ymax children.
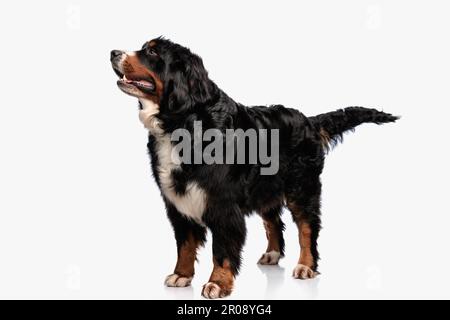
<box><xmin>110</xmin><ymin>37</ymin><xmax>398</xmax><ymax>299</ymax></box>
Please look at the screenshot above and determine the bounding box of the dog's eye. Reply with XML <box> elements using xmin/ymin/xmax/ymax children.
<box><xmin>148</xmin><ymin>48</ymin><xmax>157</xmax><ymax>56</ymax></box>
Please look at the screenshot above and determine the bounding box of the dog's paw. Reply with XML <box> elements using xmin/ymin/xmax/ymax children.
<box><xmin>201</xmin><ymin>282</ymin><xmax>231</xmax><ymax>299</ymax></box>
<box><xmin>292</xmin><ymin>264</ymin><xmax>317</xmax><ymax>279</ymax></box>
<box><xmin>257</xmin><ymin>250</ymin><xmax>281</xmax><ymax>265</ymax></box>
<box><xmin>164</xmin><ymin>273</ymin><xmax>193</xmax><ymax>287</ymax></box>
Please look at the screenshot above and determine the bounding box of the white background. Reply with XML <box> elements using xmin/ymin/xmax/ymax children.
<box><xmin>0</xmin><ymin>0</ymin><xmax>449</xmax><ymax>299</ymax></box>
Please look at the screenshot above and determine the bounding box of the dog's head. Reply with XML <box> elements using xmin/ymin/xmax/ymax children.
<box><xmin>111</xmin><ymin>37</ymin><xmax>217</xmax><ymax>115</ymax></box>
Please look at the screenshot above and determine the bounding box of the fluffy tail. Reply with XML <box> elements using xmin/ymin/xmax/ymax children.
<box><xmin>310</xmin><ymin>107</ymin><xmax>399</xmax><ymax>149</ymax></box>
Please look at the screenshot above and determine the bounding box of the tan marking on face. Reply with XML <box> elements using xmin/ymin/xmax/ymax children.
<box><xmin>173</xmin><ymin>233</ymin><xmax>201</xmax><ymax>278</ymax></box>
<box><xmin>122</xmin><ymin>53</ymin><xmax>163</xmax><ymax>103</ymax></box>
<box><xmin>208</xmin><ymin>258</ymin><xmax>234</xmax><ymax>296</ymax></box>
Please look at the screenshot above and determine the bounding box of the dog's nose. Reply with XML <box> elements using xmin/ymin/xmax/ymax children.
<box><xmin>110</xmin><ymin>50</ymin><xmax>124</xmax><ymax>61</ymax></box>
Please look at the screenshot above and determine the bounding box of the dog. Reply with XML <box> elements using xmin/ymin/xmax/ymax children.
<box><xmin>110</xmin><ymin>37</ymin><xmax>398</xmax><ymax>299</ymax></box>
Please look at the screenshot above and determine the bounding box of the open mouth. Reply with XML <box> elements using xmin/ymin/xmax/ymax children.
<box><xmin>114</xmin><ymin>69</ymin><xmax>155</xmax><ymax>94</ymax></box>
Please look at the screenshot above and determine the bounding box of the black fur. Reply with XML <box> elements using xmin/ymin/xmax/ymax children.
<box><xmin>260</xmin><ymin>206</ymin><xmax>286</xmax><ymax>256</ymax></box>
<box><xmin>118</xmin><ymin>38</ymin><xmax>398</xmax><ymax>280</ymax></box>
<box><xmin>311</xmin><ymin>107</ymin><xmax>399</xmax><ymax>149</ymax></box>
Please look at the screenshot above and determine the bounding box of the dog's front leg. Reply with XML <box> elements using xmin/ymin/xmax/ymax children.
<box><xmin>164</xmin><ymin>202</ymin><xmax>206</xmax><ymax>287</ymax></box>
<box><xmin>201</xmin><ymin>206</ymin><xmax>246</xmax><ymax>299</ymax></box>
<box><xmin>257</xmin><ymin>206</ymin><xmax>285</xmax><ymax>265</ymax></box>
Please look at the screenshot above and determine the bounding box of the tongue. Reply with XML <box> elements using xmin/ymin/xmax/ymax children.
<box><xmin>135</xmin><ymin>80</ymin><xmax>151</xmax><ymax>86</ymax></box>
<box><xmin>122</xmin><ymin>75</ymin><xmax>154</xmax><ymax>90</ymax></box>
<box><xmin>134</xmin><ymin>79</ymin><xmax>154</xmax><ymax>89</ymax></box>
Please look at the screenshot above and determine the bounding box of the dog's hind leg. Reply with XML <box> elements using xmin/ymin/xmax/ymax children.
<box><xmin>257</xmin><ymin>206</ymin><xmax>285</xmax><ymax>265</ymax></box>
<box><xmin>164</xmin><ymin>202</ymin><xmax>206</xmax><ymax>287</ymax></box>
<box><xmin>286</xmin><ymin>176</ymin><xmax>322</xmax><ymax>279</ymax></box>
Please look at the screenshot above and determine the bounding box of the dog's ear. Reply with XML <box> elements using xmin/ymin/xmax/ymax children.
<box><xmin>165</xmin><ymin>54</ymin><xmax>217</xmax><ymax>113</ymax></box>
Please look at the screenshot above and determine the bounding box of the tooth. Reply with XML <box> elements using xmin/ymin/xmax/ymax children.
<box><xmin>123</xmin><ymin>75</ymin><xmax>128</xmax><ymax>80</ymax></box>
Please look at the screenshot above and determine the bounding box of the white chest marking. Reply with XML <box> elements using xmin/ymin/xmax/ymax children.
<box><xmin>139</xmin><ymin>99</ymin><xmax>207</xmax><ymax>225</ymax></box>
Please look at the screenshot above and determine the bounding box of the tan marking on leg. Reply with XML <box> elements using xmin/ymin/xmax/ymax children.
<box><xmin>257</xmin><ymin>218</ymin><xmax>282</xmax><ymax>265</ymax></box>
<box><xmin>202</xmin><ymin>259</ymin><xmax>234</xmax><ymax>299</ymax></box>
<box><xmin>174</xmin><ymin>233</ymin><xmax>199</xmax><ymax>277</ymax></box>
<box><xmin>264</xmin><ymin>220</ymin><xmax>281</xmax><ymax>252</ymax></box>
<box><xmin>298</xmin><ymin>221</ymin><xmax>314</xmax><ymax>268</ymax></box>
<box><xmin>165</xmin><ymin>233</ymin><xmax>200</xmax><ymax>288</ymax></box>
<box><xmin>287</xmin><ymin>202</ymin><xmax>314</xmax><ymax>268</ymax></box>
<box><xmin>287</xmin><ymin>201</ymin><xmax>318</xmax><ymax>279</ymax></box>
<box><xmin>292</xmin><ymin>221</ymin><xmax>317</xmax><ymax>279</ymax></box>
